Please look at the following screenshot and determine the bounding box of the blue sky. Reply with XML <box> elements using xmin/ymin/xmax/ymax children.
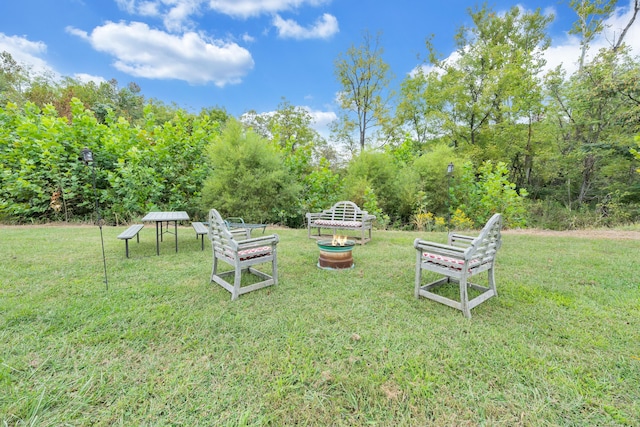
<box><xmin>1</xmin><ymin>0</ymin><xmax>639</xmax><ymax>135</ymax></box>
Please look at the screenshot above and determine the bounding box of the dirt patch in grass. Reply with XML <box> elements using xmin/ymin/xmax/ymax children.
<box><xmin>503</xmin><ymin>228</ymin><xmax>640</xmax><ymax>240</ymax></box>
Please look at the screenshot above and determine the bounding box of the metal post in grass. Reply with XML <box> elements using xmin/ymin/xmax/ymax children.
<box><xmin>446</xmin><ymin>162</ymin><xmax>454</xmax><ymax>228</ymax></box>
<box><xmin>81</xmin><ymin>147</ymin><xmax>108</xmax><ymax>290</ymax></box>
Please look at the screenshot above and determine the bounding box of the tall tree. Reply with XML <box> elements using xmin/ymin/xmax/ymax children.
<box><xmin>568</xmin><ymin>0</ymin><xmax>617</xmax><ymax>70</ymax></box>
<box><xmin>545</xmin><ymin>0</ymin><xmax>640</xmax><ymax>206</ymax></box>
<box><xmin>240</xmin><ymin>99</ymin><xmax>326</xmax><ymax>173</ymax></box>
<box><xmin>393</xmin><ymin>66</ymin><xmax>446</xmax><ymax>151</ymax></box>
<box><xmin>332</xmin><ymin>30</ymin><xmax>393</xmax><ymax>151</ymax></box>
<box><xmin>423</xmin><ymin>5</ymin><xmax>552</xmax><ymax>160</ymax></box>
<box><xmin>546</xmin><ymin>48</ymin><xmax>640</xmax><ymax>206</ymax></box>
<box><xmin>0</xmin><ymin>51</ymin><xmax>28</xmax><ymax>106</ymax></box>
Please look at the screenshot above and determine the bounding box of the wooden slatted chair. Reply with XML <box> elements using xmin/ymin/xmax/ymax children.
<box><xmin>208</xmin><ymin>209</ymin><xmax>279</xmax><ymax>300</ymax></box>
<box><xmin>413</xmin><ymin>213</ymin><xmax>503</xmax><ymax>318</ymax></box>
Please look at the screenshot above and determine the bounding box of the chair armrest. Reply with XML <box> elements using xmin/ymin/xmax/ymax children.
<box><xmin>363</xmin><ymin>214</ymin><xmax>376</xmax><ymax>222</ymax></box>
<box><xmin>306</xmin><ymin>212</ymin><xmax>322</xmax><ymax>220</ymax></box>
<box><xmin>414</xmin><ymin>238</ymin><xmax>467</xmax><ymax>259</ymax></box>
<box><xmin>230</xmin><ymin>228</ymin><xmax>250</xmax><ymax>240</ymax></box>
<box><xmin>237</xmin><ymin>234</ymin><xmax>279</xmax><ymax>249</ymax></box>
<box><xmin>448</xmin><ymin>232</ymin><xmax>475</xmax><ymax>247</ymax></box>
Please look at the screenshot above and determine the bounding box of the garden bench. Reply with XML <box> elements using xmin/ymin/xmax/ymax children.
<box><xmin>117</xmin><ymin>224</ymin><xmax>144</xmax><ymax>258</ymax></box>
<box><xmin>306</xmin><ymin>201</ymin><xmax>376</xmax><ymax>245</ymax></box>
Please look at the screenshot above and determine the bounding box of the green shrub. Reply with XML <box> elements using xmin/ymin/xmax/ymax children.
<box><xmin>301</xmin><ymin>158</ymin><xmax>344</xmax><ymax>214</ymax></box>
<box><xmin>453</xmin><ymin>161</ymin><xmax>528</xmax><ymax>228</ymax></box>
<box><xmin>343</xmin><ymin>150</ymin><xmax>400</xmax><ymax>221</ymax></box>
<box><xmin>410</xmin><ymin>143</ymin><xmax>459</xmax><ymax>219</ymax></box>
<box><xmin>199</xmin><ymin>120</ymin><xmax>301</xmax><ymax>225</ymax></box>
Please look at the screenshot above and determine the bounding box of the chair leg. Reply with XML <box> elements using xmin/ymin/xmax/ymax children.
<box><xmin>211</xmin><ymin>256</ymin><xmax>218</xmax><ymax>282</ymax></box>
<box><xmin>272</xmin><ymin>253</ymin><xmax>278</xmax><ymax>286</ymax></box>
<box><xmin>414</xmin><ymin>253</ymin><xmax>422</xmax><ymax>299</ymax></box>
<box><xmin>231</xmin><ymin>267</ymin><xmax>241</xmax><ymax>300</ymax></box>
<box><xmin>459</xmin><ymin>276</ymin><xmax>471</xmax><ymax>318</ymax></box>
<box><xmin>488</xmin><ymin>266</ymin><xmax>497</xmax><ymax>297</ymax></box>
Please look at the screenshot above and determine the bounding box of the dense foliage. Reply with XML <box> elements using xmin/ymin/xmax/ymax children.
<box><xmin>1</xmin><ymin>2</ymin><xmax>639</xmax><ymax>229</ymax></box>
<box><xmin>0</xmin><ymin>99</ymin><xmax>224</xmax><ymax>223</ymax></box>
<box><xmin>199</xmin><ymin>120</ymin><xmax>302</xmax><ymax>225</ymax></box>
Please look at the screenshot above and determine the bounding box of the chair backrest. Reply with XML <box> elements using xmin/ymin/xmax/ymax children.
<box><xmin>467</xmin><ymin>213</ymin><xmax>502</xmax><ymax>262</ymax></box>
<box><xmin>208</xmin><ymin>209</ymin><xmax>238</xmax><ymax>255</ymax></box>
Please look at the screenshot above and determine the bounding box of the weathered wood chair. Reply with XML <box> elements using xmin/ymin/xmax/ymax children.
<box><xmin>208</xmin><ymin>209</ymin><xmax>279</xmax><ymax>300</ymax></box>
<box><xmin>413</xmin><ymin>213</ymin><xmax>503</xmax><ymax>318</ymax></box>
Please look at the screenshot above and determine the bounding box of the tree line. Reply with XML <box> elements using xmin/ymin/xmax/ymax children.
<box><xmin>1</xmin><ymin>1</ymin><xmax>639</xmax><ymax>229</ymax></box>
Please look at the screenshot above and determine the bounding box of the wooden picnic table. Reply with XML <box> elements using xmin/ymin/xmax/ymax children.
<box><xmin>142</xmin><ymin>211</ymin><xmax>190</xmax><ymax>255</ymax></box>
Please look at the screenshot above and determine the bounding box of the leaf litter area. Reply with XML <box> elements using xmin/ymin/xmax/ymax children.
<box><xmin>503</xmin><ymin>228</ymin><xmax>640</xmax><ymax>240</ymax></box>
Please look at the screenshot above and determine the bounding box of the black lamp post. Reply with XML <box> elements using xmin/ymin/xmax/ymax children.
<box><xmin>81</xmin><ymin>147</ymin><xmax>108</xmax><ymax>290</ymax></box>
<box><xmin>447</xmin><ymin>162</ymin><xmax>454</xmax><ymax>227</ymax></box>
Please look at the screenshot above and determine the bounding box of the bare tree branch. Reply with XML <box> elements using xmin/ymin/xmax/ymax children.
<box><xmin>614</xmin><ymin>0</ymin><xmax>640</xmax><ymax>50</ymax></box>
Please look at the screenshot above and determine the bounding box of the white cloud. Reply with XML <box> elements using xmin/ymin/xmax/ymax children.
<box><xmin>302</xmin><ymin>106</ymin><xmax>336</xmax><ymax>139</ymax></box>
<box><xmin>115</xmin><ymin>0</ymin><xmax>137</xmax><ymax>14</ymax></box>
<box><xmin>0</xmin><ymin>33</ymin><xmax>54</xmax><ymax>76</ymax></box>
<box><xmin>116</xmin><ymin>0</ymin><xmax>331</xmax><ymax>32</ymax></box>
<box><xmin>116</xmin><ymin>0</ymin><xmax>202</xmax><ymax>32</ymax></box>
<box><xmin>242</xmin><ymin>32</ymin><xmax>256</xmax><ymax>43</ymax></box>
<box><xmin>67</xmin><ymin>21</ymin><xmax>254</xmax><ymax>86</ymax></box>
<box><xmin>74</xmin><ymin>73</ymin><xmax>107</xmax><ymax>85</ymax></box>
<box><xmin>137</xmin><ymin>1</ymin><xmax>161</xmax><ymax>16</ymax></box>
<box><xmin>66</xmin><ymin>26</ymin><xmax>89</xmax><ymax>39</ymax></box>
<box><xmin>541</xmin><ymin>35</ymin><xmax>582</xmax><ymax>75</ymax></box>
<box><xmin>305</xmin><ymin>107</ymin><xmax>336</xmax><ymax>128</ymax></box>
<box><xmin>163</xmin><ymin>0</ymin><xmax>202</xmax><ymax>32</ymax></box>
<box><xmin>207</xmin><ymin>0</ymin><xmax>329</xmax><ymax>19</ymax></box>
<box><xmin>273</xmin><ymin>13</ymin><xmax>338</xmax><ymax>39</ymax></box>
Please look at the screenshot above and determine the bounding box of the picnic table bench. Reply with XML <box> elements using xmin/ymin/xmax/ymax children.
<box><xmin>192</xmin><ymin>221</ymin><xmax>208</xmax><ymax>250</ymax></box>
<box><xmin>117</xmin><ymin>224</ymin><xmax>144</xmax><ymax>258</ymax></box>
<box><xmin>306</xmin><ymin>201</ymin><xmax>376</xmax><ymax>245</ymax></box>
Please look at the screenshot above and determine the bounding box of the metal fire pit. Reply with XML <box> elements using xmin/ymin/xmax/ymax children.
<box><xmin>317</xmin><ymin>239</ymin><xmax>355</xmax><ymax>270</ymax></box>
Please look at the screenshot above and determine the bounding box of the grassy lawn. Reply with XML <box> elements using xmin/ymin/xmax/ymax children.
<box><xmin>1</xmin><ymin>224</ymin><xmax>639</xmax><ymax>426</ymax></box>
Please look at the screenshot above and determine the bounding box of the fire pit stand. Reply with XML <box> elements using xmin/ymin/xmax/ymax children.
<box><xmin>317</xmin><ymin>239</ymin><xmax>355</xmax><ymax>270</ymax></box>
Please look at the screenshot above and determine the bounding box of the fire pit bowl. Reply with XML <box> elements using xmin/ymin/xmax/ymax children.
<box><xmin>317</xmin><ymin>238</ymin><xmax>355</xmax><ymax>270</ymax></box>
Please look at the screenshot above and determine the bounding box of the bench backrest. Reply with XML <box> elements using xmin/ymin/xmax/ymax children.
<box><xmin>323</xmin><ymin>201</ymin><xmax>367</xmax><ymax>221</ymax></box>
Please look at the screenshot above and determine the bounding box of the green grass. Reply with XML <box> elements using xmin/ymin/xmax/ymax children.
<box><xmin>1</xmin><ymin>225</ymin><xmax>639</xmax><ymax>426</ymax></box>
